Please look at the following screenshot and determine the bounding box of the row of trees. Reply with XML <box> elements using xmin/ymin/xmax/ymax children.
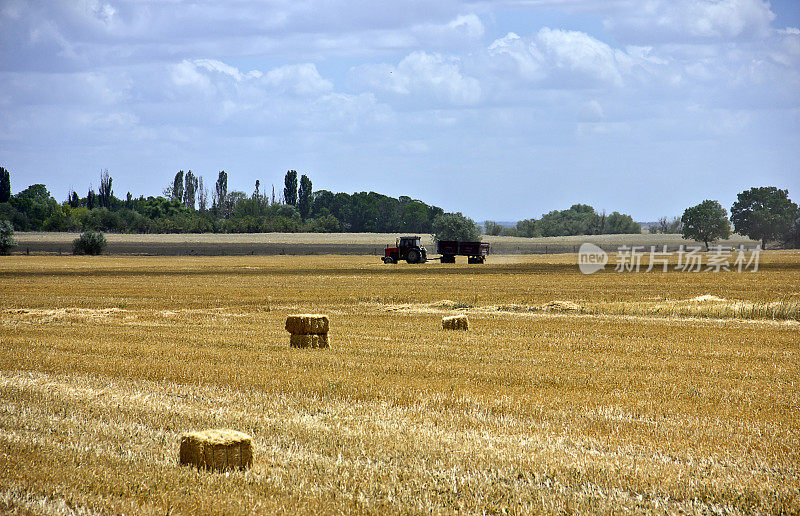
<box><xmin>0</xmin><ymin>168</ymin><xmax>448</xmax><ymax>235</ymax></box>
<box><xmin>2</xmin><ymin>166</ymin><xmax>797</xmax><ymax>248</ymax></box>
<box><xmin>680</xmin><ymin>187</ymin><xmax>799</xmax><ymax>249</ymax></box>
<box><xmin>484</xmin><ymin>204</ymin><xmax>641</xmax><ymax>237</ymax></box>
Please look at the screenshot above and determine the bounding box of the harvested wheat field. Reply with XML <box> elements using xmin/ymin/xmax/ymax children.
<box><xmin>0</xmin><ymin>252</ymin><xmax>799</xmax><ymax>514</ymax></box>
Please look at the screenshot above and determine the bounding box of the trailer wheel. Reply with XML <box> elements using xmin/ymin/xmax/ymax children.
<box><xmin>441</xmin><ymin>255</ymin><xmax>455</xmax><ymax>264</ymax></box>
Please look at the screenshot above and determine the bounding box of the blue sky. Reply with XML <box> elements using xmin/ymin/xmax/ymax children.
<box><xmin>1</xmin><ymin>0</ymin><xmax>798</xmax><ymax>221</ymax></box>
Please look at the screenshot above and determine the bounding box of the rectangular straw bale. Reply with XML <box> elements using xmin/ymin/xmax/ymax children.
<box><xmin>442</xmin><ymin>314</ymin><xmax>469</xmax><ymax>330</ymax></box>
<box><xmin>285</xmin><ymin>314</ymin><xmax>329</xmax><ymax>335</ymax></box>
<box><xmin>290</xmin><ymin>333</ymin><xmax>330</xmax><ymax>349</ymax></box>
<box><xmin>179</xmin><ymin>429</ymin><xmax>252</xmax><ymax>472</ymax></box>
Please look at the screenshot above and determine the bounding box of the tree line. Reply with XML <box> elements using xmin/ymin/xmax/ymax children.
<box><xmin>1</xmin><ymin>165</ymin><xmax>796</xmax><ymax>249</ymax></box>
<box><xmin>0</xmin><ymin>167</ymin><xmax>447</xmax><ymax>235</ymax></box>
<box><xmin>484</xmin><ymin>204</ymin><xmax>642</xmax><ymax>237</ymax></box>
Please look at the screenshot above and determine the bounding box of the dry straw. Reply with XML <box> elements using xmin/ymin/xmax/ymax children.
<box><xmin>540</xmin><ymin>300</ymin><xmax>582</xmax><ymax>312</ymax></box>
<box><xmin>290</xmin><ymin>333</ymin><xmax>331</xmax><ymax>348</ymax></box>
<box><xmin>179</xmin><ymin>429</ymin><xmax>252</xmax><ymax>472</ymax></box>
<box><xmin>442</xmin><ymin>314</ymin><xmax>469</xmax><ymax>330</ymax></box>
<box><xmin>285</xmin><ymin>314</ymin><xmax>329</xmax><ymax>335</ymax></box>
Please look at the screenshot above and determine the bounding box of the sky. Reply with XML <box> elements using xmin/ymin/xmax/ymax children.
<box><xmin>1</xmin><ymin>0</ymin><xmax>798</xmax><ymax>222</ymax></box>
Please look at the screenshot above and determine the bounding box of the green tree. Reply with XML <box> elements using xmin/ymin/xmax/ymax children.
<box><xmin>68</xmin><ymin>190</ymin><xmax>80</xmax><ymax>208</ymax></box>
<box><xmin>87</xmin><ymin>187</ymin><xmax>96</xmax><ymax>210</ymax></box>
<box><xmin>183</xmin><ymin>170</ymin><xmax>198</xmax><ymax>210</ymax></box>
<box><xmin>538</xmin><ymin>204</ymin><xmax>603</xmax><ymax>236</ymax></box>
<box><xmin>305</xmin><ymin>214</ymin><xmax>341</xmax><ymax>232</ymax></box>
<box><xmin>516</xmin><ymin>218</ymin><xmax>539</xmax><ymax>237</ymax></box>
<box><xmin>284</xmin><ymin>170</ymin><xmax>298</xmax><ymax>206</ymax></box>
<box><xmin>0</xmin><ymin>220</ymin><xmax>16</xmax><ymax>255</ymax></box>
<box><xmin>171</xmin><ymin>171</ymin><xmax>184</xmax><ymax>204</ymax></box>
<box><xmin>197</xmin><ymin>176</ymin><xmax>207</xmax><ymax>212</ymax></box>
<box><xmin>604</xmin><ymin>212</ymin><xmax>641</xmax><ymax>234</ymax></box>
<box><xmin>785</xmin><ymin>212</ymin><xmax>800</xmax><ymax>248</ymax></box>
<box><xmin>399</xmin><ymin>198</ymin><xmax>433</xmax><ymax>233</ymax></box>
<box><xmin>298</xmin><ymin>174</ymin><xmax>312</xmax><ymax>220</ymax></box>
<box><xmin>681</xmin><ymin>200</ymin><xmax>731</xmax><ymax>250</ymax></box>
<box><xmin>10</xmin><ymin>184</ymin><xmax>58</xmax><ymax>230</ymax></box>
<box><xmin>731</xmin><ymin>187</ymin><xmax>798</xmax><ymax>249</ymax></box>
<box><xmin>484</xmin><ymin>221</ymin><xmax>503</xmax><ymax>236</ymax></box>
<box><xmin>98</xmin><ymin>169</ymin><xmax>113</xmax><ymax>208</ymax></box>
<box><xmin>433</xmin><ymin>212</ymin><xmax>480</xmax><ymax>242</ymax></box>
<box><xmin>214</xmin><ymin>171</ymin><xmax>228</xmax><ymax>216</ymax></box>
<box><xmin>0</xmin><ymin>167</ymin><xmax>10</xmax><ymax>203</ymax></box>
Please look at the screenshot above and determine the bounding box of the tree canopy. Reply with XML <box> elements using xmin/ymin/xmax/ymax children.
<box><xmin>681</xmin><ymin>200</ymin><xmax>731</xmax><ymax>249</ymax></box>
<box><xmin>0</xmin><ymin>167</ymin><xmax>10</xmax><ymax>203</ymax></box>
<box><xmin>731</xmin><ymin>187</ymin><xmax>798</xmax><ymax>249</ymax></box>
<box><xmin>533</xmin><ymin>204</ymin><xmax>641</xmax><ymax>237</ymax></box>
<box><xmin>433</xmin><ymin>212</ymin><xmax>480</xmax><ymax>242</ymax></box>
<box><xmin>284</xmin><ymin>170</ymin><xmax>298</xmax><ymax>206</ymax></box>
<box><xmin>298</xmin><ymin>174</ymin><xmax>312</xmax><ymax>220</ymax></box>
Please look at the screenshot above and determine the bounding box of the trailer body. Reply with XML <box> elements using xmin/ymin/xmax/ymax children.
<box><xmin>436</xmin><ymin>240</ymin><xmax>490</xmax><ymax>263</ymax></box>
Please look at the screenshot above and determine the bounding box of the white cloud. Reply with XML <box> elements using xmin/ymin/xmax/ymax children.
<box><xmin>538</xmin><ymin>27</ymin><xmax>634</xmax><ymax>86</ymax></box>
<box><xmin>193</xmin><ymin>59</ymin><xmax>263</xmax><ymax>82</ymax></box>
<box><xmin>487</xmin><ymin>28</ymin><xmax>637</xmax><ymax>87</ymax></box>
<box><xmin>262</xmin><ymin>64</ymin><xmax>333</xmax><ymax>96</ymax></box>
<box><xmin>605</xmin><ymin>0</ymin><xmax>777</xmax><ymax>43</ymax></box>
<box><xmin>169</xmin><ymin>60</ymin><xmax>332</xmax><ymax>101</ymax></box>
<box><xmin>170</xmin><ymin>60</ymin><xmax>213</xmax><ymax>95</ymax></box>
<box><xmin>444</xmin><ymin>13</ymin><xmax>485</xmax><ymax>39</ymax></box>
<box><xmin>351</xmin><ymin>51</ymin><xmax>481</xmax><ymax>105</ymax></box>
<box><xmin>487</xmin><ymin>32</ymin><xmax>546</xmax><ymax>81</ymax></box>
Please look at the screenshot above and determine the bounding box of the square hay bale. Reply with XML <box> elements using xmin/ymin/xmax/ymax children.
<box><xmin>290</xmin><ymin>333</ymin><xmax>330</xmax><ymax>349</ymax></box>
<box><xmin>179</xmin><ymin>429</ymin><xmax>252</xmax><ymax>472</ymax></box>
<box><xmin>442</xmin><ymin>314</ymin><xmax>469</xmax><ymax>330</ymax></box>
<box><xmin>285</xmin><ymin>314</ymin><xmax>329</xmax><ymax>335</ymax></box>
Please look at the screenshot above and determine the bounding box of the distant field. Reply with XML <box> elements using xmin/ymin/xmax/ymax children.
<box><xmin>12</xmin><ymin>231</ymin><xmax>759</xmax><ymax>256</ymax></box>
<box><xmin>0</xmin><ymin>253</ymin><xmax>797</xmax><ymax>513</ymax></box>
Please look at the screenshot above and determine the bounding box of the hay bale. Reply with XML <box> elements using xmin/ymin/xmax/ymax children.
<box><xmin>285</xmin><ymin>314</ymin><xmax>329</xmax><ymax>335</ymax></box>
<box><xmin>179</xmin><ymin>429</ymin><xmax>252</xmax><ymax>472</ymax></box>
<box><xmin>442</xmin><ymin>314</ymin><xmax>469</xmax><ymax>330</ymax></box>
<box><xmin>290</xmin><ymin>333</ymin><xmax>330</xmax><ymax>349</ymax></box>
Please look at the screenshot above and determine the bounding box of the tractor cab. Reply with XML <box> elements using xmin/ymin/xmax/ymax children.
<box><xmin>383</xmin><ymin>235</ymin><xmax>427</xmax><ymax>264</ymax></box>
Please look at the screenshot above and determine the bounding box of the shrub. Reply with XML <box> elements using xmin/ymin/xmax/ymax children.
<box><xmin>73</xmin><ymin>230</ymin><xmax>107</xmax><ymax>255</ymax></box>
<box><xmin>0</xmin><ymin>220</ymin><xmax>16</xmax><ymax>255</ymax></box>
<box><xmin>305</xmin><ymin>214</ymin><xmax>341</xmax><ymax>233</ymax></box>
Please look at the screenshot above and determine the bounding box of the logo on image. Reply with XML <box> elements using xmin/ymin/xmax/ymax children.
<box><xmin>578</xmin><ymin>243</ymin><xmax>608</xmax><ymax>275</ymax></box>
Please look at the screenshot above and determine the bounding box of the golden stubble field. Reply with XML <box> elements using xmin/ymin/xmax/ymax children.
<box><xmin>0</xmin><ymin>252</ymin><xmax>798</xmax><ymax>514</ymax></box>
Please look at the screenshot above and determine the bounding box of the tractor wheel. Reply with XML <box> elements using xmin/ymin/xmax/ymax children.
<box><xmin>384</xmin><ymin>256</ymin><xmax>395</xmax><ymax>264</ymax></box>
<box><xmin>407</xmin><ymin>249</ymin><xmax>420</xmax><ymax>264</ymax></box>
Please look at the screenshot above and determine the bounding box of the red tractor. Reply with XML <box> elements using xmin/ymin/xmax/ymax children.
<box><xmin>383</xmin><ymin>236</ymin><xmax>427</xmax><ymax>264</ymax></box>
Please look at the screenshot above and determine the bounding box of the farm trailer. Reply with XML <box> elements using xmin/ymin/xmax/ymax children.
<box><xmin>382</xmin><ymin>236</ymin><xmax>490</xmax><ymax>264</ymax></box>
